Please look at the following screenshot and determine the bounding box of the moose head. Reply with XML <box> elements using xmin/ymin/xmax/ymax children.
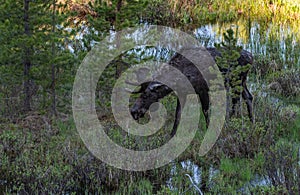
<box><xmin>130</xmin><ymin>81</ymin><xmax>172</xmax><ymax>120</ymax></box>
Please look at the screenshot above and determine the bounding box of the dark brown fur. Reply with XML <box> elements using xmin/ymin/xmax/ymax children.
<box><xmin>130</xmin><ymin>47</ymin><xmax>253</xmax><ymax>136</ymax></box>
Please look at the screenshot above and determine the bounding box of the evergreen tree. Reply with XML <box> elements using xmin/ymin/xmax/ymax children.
<box><xmin>215</xmin><ymin>28</ymin><xmax>251</xmax><ymax>118</ymax></box>
<box><xmin>0</xmin><ymin>0</ymin><xmax>73</xmax><ymax>115</ymax></box>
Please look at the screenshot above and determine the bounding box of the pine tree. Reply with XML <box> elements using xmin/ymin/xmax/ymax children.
<box><xmin>0</xmin><ymin>0</ymin><xmax>73</xmax><ymax>115</ymax></box>
<box><xmin>215</xmin><ymin>28</ymin><xmax>251</xmax><ymax>118</ymax></box>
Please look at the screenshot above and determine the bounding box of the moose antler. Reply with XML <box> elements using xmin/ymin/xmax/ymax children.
<box><xmin>124</xmin><ymin>67</ymin><xmax>152</xmax><ymax>94</ymax></box>
<box><xmin>125</xmin><ymin>81</ymin><xmax>151</xmax><ymax>94</ymax></box>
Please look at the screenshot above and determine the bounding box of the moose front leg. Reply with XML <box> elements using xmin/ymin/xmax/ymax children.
<box><xmin>170</xmin><ymin>98</ymin><xmax>185</xmax><ymax>137</ymax></box>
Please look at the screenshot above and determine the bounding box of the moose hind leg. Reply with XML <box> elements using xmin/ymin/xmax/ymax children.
<box><xmin>242</xmin><ymin>86</ymin><xmax>253</xmax><ymax>122</ymax></box>
<box><xmin>230</xmin><ymin>96</ymin><xmax>239</xmax><ymax>118</ymax></box>
<box><xmin>199</xmin><ymin>90</ymin><xmax>210</xmax><ymax>128</ymax></box>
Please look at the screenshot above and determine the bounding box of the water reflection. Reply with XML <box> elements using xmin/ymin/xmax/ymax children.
<box><xmin>167</xmin><ymin>160</ymin><xmax>272</xmax><ymax>193</ymax></box>
<box><xmin>194</xmin><ymin>21</ymin><xmax>300</xmax><ymax>68</ymax></box>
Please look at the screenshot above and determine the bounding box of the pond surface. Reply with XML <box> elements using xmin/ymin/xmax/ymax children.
<box><xmin>194</xmin><ymin>21</ymin><xmax>300</xmax><ymax>69</ymax></box>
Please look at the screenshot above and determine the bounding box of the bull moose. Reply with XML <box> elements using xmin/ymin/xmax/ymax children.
<box><xmin>129</xmin><ymin>47</ymin><xmax>253</xmax><ymax>136</ymax></box>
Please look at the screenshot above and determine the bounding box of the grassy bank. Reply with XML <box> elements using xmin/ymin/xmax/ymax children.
<box><xmin>166</xmin><ymin>0</ymin><xmax>300</xmax><ymax>25</ymax></box>
<box><xmin>0</xmin><ymin>90</ymin><xmax>299</xmax><ymax>193</ymax></box>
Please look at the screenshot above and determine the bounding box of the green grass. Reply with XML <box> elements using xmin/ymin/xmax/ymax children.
<box><xmin>166</xmin><ymin>0</ymin><xmax>300</xmax><ymax>26</ymax></box>
<box><xmin>0</xmin><ymin>87</ymin><xmax>299</xmax><ymax>194</ymax></box>
<box><xmin>1</xmin><ymin>1</ymin><xmax>300</xmax><ymax>192</ymax></box>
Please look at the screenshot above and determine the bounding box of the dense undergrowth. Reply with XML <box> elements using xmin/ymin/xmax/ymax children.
<box><xmin>0</xmin><ymin>51</ymin><xmax>299</xmax><ymax>194</ymax></box>
<box><xmin>1</xmin><ymin>0</ymin><xmax>300</xmax><ymax>194</ymax></box>
<box><xmin>0</xmin><ymin>89</ymin><xmax>299</xmax><ymax>194</ymax></box>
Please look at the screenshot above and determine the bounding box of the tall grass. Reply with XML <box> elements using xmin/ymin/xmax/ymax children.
<box><xmin>167</xmin><ymin>0</ymin><xmax>300</xmax><ymax>25</ymax></box>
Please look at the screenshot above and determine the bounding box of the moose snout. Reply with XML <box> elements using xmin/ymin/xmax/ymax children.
<box><xmin>131</xmin><ymin>108</ymin><xmax>139</xmax><ymax>120</ymax></box>
<box><xmin>130</xmin><ymin>105</ymin><xmax>146</xmax><ymax>120</ymax></box>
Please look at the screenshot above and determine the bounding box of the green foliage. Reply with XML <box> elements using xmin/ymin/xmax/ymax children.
<box><xmin>215</xmin><ymin>28</ymin><xmax>251</xmax><ymax>98</ymax></box>
<box><xmin>250</xmin><ymin>185</ymin><xmax>289</xmax><ymax>194</ymax></box>
<box><xmin>156</xmin><ymin>185</ymin><xmax>174</xmax><ymax>194</ymax></box>
<box><xmin>83</xmin><ymin>0</ymin><xmax>149</xmax><ymax>45</ymax></box>
<box><xmin>210</xmin><ymin>158</ymin><xmax>253</xmax><ymax>194</ymax></box>
<box><xmin>0</xmin><ymin>119</ymin><xmax>98</xmax><ymax>193</ymax></box>
<box><xmin>215</xmin><ymin>118</ymin><xmax>272</xmax><ymax>159</ymax></box>
<box><xmin>0</xmin><ymin>0</ymin><xmax>299</xmax><ymax>194</ymax></box>
<box><xmin>0</xmin><ymin>0</ymin><xmax>75</xmax><ymax>114</ymax></box>
<box><xmin>118</xmin><ymin>179</ymin><xmax>153</xmax><ymax>194</ymax></box>
<box><xmin>0</xmin><ymin>118</ymin><xmax>176</xmax><ymax>193</ymax></box>
<box><xmin>165</xmin><ymin>0</ymin><xmax>300</xmax><ymax>27</ymax></box>
<box><xmin>263</xmin><ymin>139</ymin><xmax>300</xmax><ymax>194</ymax></box>
<box><xmin>275</xmin><ymin>69</ymin><xmax>300</xmax><ymax>97</ymax></box>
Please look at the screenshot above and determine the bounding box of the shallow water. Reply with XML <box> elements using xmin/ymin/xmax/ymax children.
<box><xmin>194</xmin><ymin>21</ymin><xmax>300</xmax><ymax>68</ymax></box>
<box><xmin>167</xmin><ymin>160</ymin><xmax>272</xmax><ymax>194</ymax></box>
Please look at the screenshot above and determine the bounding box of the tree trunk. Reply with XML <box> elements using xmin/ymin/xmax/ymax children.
<box><xmin>51</xmin><ymin>0</ymin><xmax>57</xmax><ymax>116</ymax></box>
<box><xmin>23</xmin><ymin>0</ymin><xmax>31</xmax><ymax>112</ymax></box>
<box><xmin>115</xmin><ymin>0</ymin><xmax>123</xmax><ymax>78</ymax></box>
